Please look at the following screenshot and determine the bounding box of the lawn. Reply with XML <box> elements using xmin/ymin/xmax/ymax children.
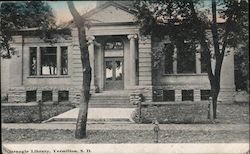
<box><xmin>1</xmin><ymin>103</ymin><xmax>249</xmax><ymax>143</ymax></box>
<box><xmin>2</xmin><ymin>128</ymin><xmax>249</xmax><ymax>143</ymax></box>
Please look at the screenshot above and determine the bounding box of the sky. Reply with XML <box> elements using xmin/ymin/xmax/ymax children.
<box><xmin>48</xmin><ymin>1</ymin><xmax>97</xmax><ymax>24</ymax></box>
<box><xmin>47</xmin><ymin>1</ymin><xmax>224</xmax><ymax>24</ymax></box>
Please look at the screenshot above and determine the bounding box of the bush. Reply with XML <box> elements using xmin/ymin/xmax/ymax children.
<box><xmin>131</xmin><ymin>102</ymin><xmax>210</xmax><ymax>124</ymax></box>
<box><xmin>1</xmin><ymin>103</ymin><xmax>75</xmax><ymax>123</ymax></box>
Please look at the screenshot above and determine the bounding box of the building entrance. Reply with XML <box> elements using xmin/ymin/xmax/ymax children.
<box><xmin>104</xmin><ymin>57</ymin><xmax>124</xmax><ymax>90</ymax></box>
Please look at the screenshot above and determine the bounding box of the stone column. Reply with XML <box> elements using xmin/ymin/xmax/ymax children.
<box><xmin>196</xmin><ymin>45</ymin><xmax>201</xmax><ymax>74</ymax></box>
<box><xmin>128</xmin><ymin>34</ymin><xmax>137</xmax><ymax>86</ymax></box>
<box><xmin>57</xmin><ymin>46</ymin><xmax>61</xmax><ymax>75</ymax></box>
<box><xmin>87</xmin><ymin>36</ymin><xmax>95</xmax><ymax>92</ymax></box>
<box><xmin>37</xmin><ymin>47</ymin><xmax>41</xmax><ymax>75</ymax></box>
<box><xmin>173</xmin><ymin>46</ymin><xmax>177</xmax><ymax>74</ymax></box>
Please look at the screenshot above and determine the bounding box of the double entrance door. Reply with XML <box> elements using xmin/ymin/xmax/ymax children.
<box><xmin>104</xmin><ymin>57</ymin><xmax>124</xmax><ymax>90</ymax></box>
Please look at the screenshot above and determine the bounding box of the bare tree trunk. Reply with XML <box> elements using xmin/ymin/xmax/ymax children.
<box><xmin>67</xmin><ymin>1</ymin><xmax>91</xmax><ymax>139</ymax></box>
<box><xmin>189</xmin><ymin>0</ymin><xmax>235</xmax><ymax>119</ymax></box>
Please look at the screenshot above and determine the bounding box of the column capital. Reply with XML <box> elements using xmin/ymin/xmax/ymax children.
<box><xmin>87</xmin><ymin>36</ymin><xmax>95</xmax><ymax>44</ymax></box>
<box><xmin>127</xmin><ymin>34</ymin><xmax>138</xmax><ymax>40</ymax></box>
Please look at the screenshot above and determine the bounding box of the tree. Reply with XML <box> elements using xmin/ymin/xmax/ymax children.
<box><xmin>0</xmin><ymin>1</ymin><xmax>57</xmax><ymax>101</ymax></box>
<box><xmin>0</xmin><ymin>1</ymin><xmax>56</xmax><ymax>58</ymax></box>
<box><xmin>135</xmin><ymin>0</ymin><xmax>248</xmax><ymax>119</ymax></box>
<box><xmin>67</xmin><ymin>1</ymin><xmax>91</xmax><ymax>139</ymax></box>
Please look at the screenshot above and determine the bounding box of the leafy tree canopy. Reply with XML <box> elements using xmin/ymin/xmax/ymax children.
<box><xmin>0</xmin><ymin>1</ymin><xmax>56</xmax><ymax>58</ymax></box>
<box><xmin>135</xmin><ymin>0</ymin><xmax>248</xmax><ymax>50</ymax></box>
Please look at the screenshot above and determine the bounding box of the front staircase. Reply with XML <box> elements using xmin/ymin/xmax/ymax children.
<box><xmin>88</xmin><ymin>90</ymin><xmax>134</xmax><ymax>108</ymax></box>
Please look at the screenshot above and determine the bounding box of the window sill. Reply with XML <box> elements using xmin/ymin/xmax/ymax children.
<box><xmin>27</xmin><ymin>75</ymin><xmax>71</xmax><ymax>78</ymax></box>
<box><xmin>162</xmin><ymin>73</ymin><xmax>207</xmax><ymax>76</ymax></box>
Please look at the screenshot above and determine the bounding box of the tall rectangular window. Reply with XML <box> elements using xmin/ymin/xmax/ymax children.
<box><xmin>61</xmin><ymin>47</ymin><xmax>68</xmax><ymax>75</ymax></box>
<box><xmin>164</xmin><ymin>44</ymin><xmax>174</xmax><ymax>74</ymax></box>
<box><xmin>41</xmin><ymin>47</ymin><xmax>57</xmax><ymax>75</ymax></box>
<box><xmin>177</xmin><ymin>43</ymin><xmax>196</xmax><ymax>73</ymax></box>
<box><xmin>200</xmin><ymin>51</ymin><xmax>207</xmax><ymax>73</ymax></box>
<box><xmin>30</xmin><ymin>47</ymin><xmax>37</xmax><ymax>75</ymax></box>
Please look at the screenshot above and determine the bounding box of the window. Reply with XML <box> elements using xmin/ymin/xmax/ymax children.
<box><xmin>153</xmin><ymin>89</ymin><xmax>163</xmax><ymax>102</ymax></box>
<box><xmin>41</xmin><ymin>47</ymin><xmax>57</xmax><ymax>75</ymax></box>
<box><xmin>104</xmin><ymin>39</ymin><xmax>124</xmax><ymax>50</ymax></box>
<box><xmin>26</xmin><ymin>91</ymin><xmax>36</xmax><ymax>102</ymax></box>
<box><xmin>200</xmin><ymin>51</ymin><xmax>207</xmax><ymax>73</ymax></box>
<box><xmin>58</xmin><ymin>91</ymin><xmax>69</xmax><ymax>102</ymax></box>
<box><xmin>104</xmin><ymin>39</ymin><xmax>124</xmax><ymax>57</ymax></box>
<box><xmin>201</xmin><ymin>89</ymin><xmax>211</xmax><ymax>100</ymax></box>
<box><xmin>182</xmin><ymin>90</ymin><xmax>194</xmax><ymax>101</ymax></box>
<box><xmin>61</xmin><ymin>47</ymin><xmax>68</xmax><ymax>75</ymax></box>
<box><xmin>42</xmin><ymin>91</ymin><xmax>52</xmax><ymax>102</ymax></box>
<box><xmin>163</xmin><ymin>90</ymin><xmax>175</xmax><ymax>101</ymax></box>
<box><xmin>29</xmin><ymin>46</ymin><xmax>69</xmax><ymax>76</ymax></box>
<box><xmin>177</xmin><ymin>43</ymin><xmax>196</xmax><ymax>73</ymax></box>
<box><xmin>30</xmin><ymin>47</ymin><xmax>37</xmax><ymax>75</ymax></box>
<box><xmin>164</xmin><ymin>44</ymin><xmax>174</xmax><ymax>74</ymax></box>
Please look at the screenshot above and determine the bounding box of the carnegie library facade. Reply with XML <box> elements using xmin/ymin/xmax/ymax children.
<box><xmin>1</xmin><ymin>2</ymin><xmax>235</xmax><ymax>106</ymax></box>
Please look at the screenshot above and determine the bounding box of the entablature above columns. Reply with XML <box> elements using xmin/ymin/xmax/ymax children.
<box><xmin>86</xmin><ymin>25</ymin><xmax>140</xmax><ymax>36</ymax></box>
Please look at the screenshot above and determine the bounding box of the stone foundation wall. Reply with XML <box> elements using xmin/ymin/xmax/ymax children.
<box><xmin>7</xmin><ymin>86</ymin><xmax>79</xmax><ymax>104</ymax></box>
<box><xmin>131</xmin><ymin>86</ymin><xmax>153</xmax><ymax>102</ymax></box>
<box><xmin>8</xmin><ymin>87</ymin><xmax>26</xmax><ymax>103</ymax></box>
<box><xmin>153</xmin><ymin>85</ymin><xmax>235</xmax><ymax>103</ymax></box>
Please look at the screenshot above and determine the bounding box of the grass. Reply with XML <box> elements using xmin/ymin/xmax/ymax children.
<box><xmin>1</xmin><ymin>102</ymin><xmax>249</xmax><ymax>143</ymax></box>
<box><xmin>2</xmin><ymin>129</ymin><xmax>249</xmax><ymax>143</ymax></box>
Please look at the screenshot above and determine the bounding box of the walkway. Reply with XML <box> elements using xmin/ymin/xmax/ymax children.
<box><xmin>43</xmin><ymin>108</ymin><xmax>135</xmax><ymax>123</ymax></box>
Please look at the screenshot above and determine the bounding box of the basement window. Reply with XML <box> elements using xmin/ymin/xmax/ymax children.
<box><xmin>182</xmin><ymin>90</ymin><xmax>194</xmax><ymax>101</ymax></box>
<box><xmin>201</xmin><ymin>89</ymin><xmax>211</xmax><ymax>100</ymax></box>
<box><xmin>163</xmin><ymin>90</ymin><xmax>175</xmax><ymax>101</ymax></box>
<box><xmin>42</xmin><ymin>91</ymin><xmax>52</xmax><ymax>102</ymax></box>
<box><xmin>153</xmin><ymin>89</ymin><xmax>163</xmax><ymax>102</ymax></box>
<box><xmin>26</xmin><ymin>91</ymin><xmax>37</xmax><ymax>102</ymax></box>
<box><xmin>58</xmin><ymin>91</ymin><xmax>69</xmax><ymax>102</ymax></box>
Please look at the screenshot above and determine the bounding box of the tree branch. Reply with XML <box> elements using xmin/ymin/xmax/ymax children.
<box><xmin>189</xmin><ymin>1</ymin><xmax>214</xmax><ymax>82</ymax></box>
<box><xmin>67</xmin><ymin>1</ymin><xmax>85</xmax><ymax>27</ymax></box>
<box><xmin>211</xmin><ymin>0</ymin><xmax>220</xmax><ymax>58</ymax></box>
<box><xmin>214</xmin><ymin>1</ymin><xmax>235</xmax><ymax>79</ymax></box>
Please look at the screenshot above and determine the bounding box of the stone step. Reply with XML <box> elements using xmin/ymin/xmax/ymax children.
<box><xmin>89</xmin><ymin>104</ymin><xmax>134</xmax><ymax>108</ymax></box>
<box><xmin>90</xmin><ymin>96</ymin><xmax>129</xmax><ymax>101</ymax></box>
<box><xmin>88</xmin><ymin>92</ymin><xmax>131</xmax><ymax>108</ymax></box>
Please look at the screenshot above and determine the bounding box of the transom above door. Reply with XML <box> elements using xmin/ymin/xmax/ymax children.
<box><xmin>104</xmin><ymin>58</ymin><xmax>124</xmax><ymax>90</ymax></box>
